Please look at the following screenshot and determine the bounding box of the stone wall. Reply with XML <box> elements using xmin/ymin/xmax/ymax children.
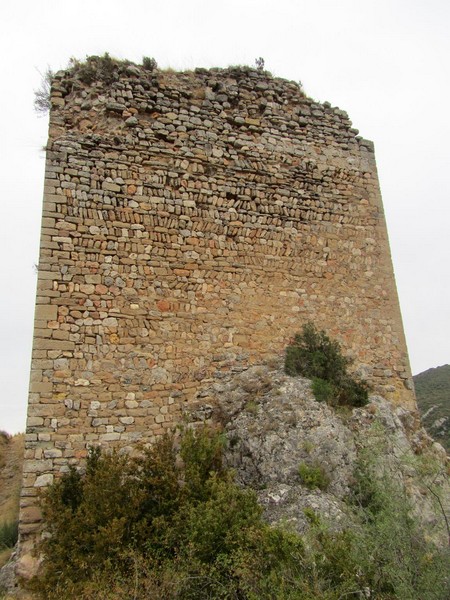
<box><xmin>18</xmin><ymin>57</ymin><xmax>414</xmax><ymax>573</ymax></box>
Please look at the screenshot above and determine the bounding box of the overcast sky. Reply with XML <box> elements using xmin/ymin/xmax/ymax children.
<box><xmin>0</xmin><ymin>0</ymin><xmax>449</xmax><ymax>434</ymax></box>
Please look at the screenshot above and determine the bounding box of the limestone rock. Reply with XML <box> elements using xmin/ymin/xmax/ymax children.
<box><xmin>203</xmin><ymin>365</ymin><xmax>449</xmax><ymax>543</ymax></box>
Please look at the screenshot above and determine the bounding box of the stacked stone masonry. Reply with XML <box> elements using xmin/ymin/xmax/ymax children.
<box><xmin>19</xmin><ymin>58</ymin><xmax>414</xmax><ymax>569</ymax></box>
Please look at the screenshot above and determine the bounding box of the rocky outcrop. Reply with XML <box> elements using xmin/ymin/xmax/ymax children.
<box><xmin>199</xmin><ymin>364</ymin><xmax>449</xmax><ymax>544</ymax></box>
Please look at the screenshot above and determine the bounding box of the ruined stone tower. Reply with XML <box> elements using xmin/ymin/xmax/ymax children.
<box><xmin>19</xmin><ymin>57</ymin><xmax>414</xmax><ymax>573</ymax></box>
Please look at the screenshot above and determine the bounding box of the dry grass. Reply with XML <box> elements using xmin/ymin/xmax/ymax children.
<box><xmin>0</xmin><ymin>433</ymin><xmax>24</xmax><ymax>525</ymax></box>
<box><xmin>0</xmin><ymin>546</ymin><xmax>12</xmax><ymax>569</ymax></box>
<box><xmin>0</xmin><ymin>433</ymin><xmax>23</xmax><ymax>568</ymax></box>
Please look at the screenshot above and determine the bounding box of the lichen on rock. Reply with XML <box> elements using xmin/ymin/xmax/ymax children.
<box><xmin>197</xmin><ymin>364</ymin><xmax>450</xmax><ymax>544</ymax></box>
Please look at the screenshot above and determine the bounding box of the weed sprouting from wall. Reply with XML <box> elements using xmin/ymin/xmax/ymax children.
<box><xmin>34</xmin><ymin>68</ymin><xmax>54</xmax><ymax>115</ymax></box>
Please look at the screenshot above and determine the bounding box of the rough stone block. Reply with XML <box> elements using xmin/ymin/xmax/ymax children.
<box><xmin>34</xmin><ymin>474</ymin><xmax>54</xmax><ymax>487</ymax></box>
<box><xmin>35</xmin><ymin>305</ymin><xmax>58</xmax><ymax>321</ymax></box>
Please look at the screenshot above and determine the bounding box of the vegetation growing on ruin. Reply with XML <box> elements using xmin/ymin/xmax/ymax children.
<box><xmin>298</xmin><ymin>461</ymin><xmax>330</xmax><ymax>491</ymax></box>
<box><xmin>285</xmin><ymin>322</ymin><xmax>369</xmax><ymax>407</ymax></box>
<box><xmin>142</xmin><ymin>56</ymin><xmax>158</xmax><ymax>72</ymax></box>
<box><xmin>33</xmin><ymin>68</ymin><xmax>54</xmax><ymax>115</ymax></box>
<box><xmin>33</xmin><ymin>52</ymin><xmax>304</xmax><ymax>118</ymax></box>
<box><xmin>67</xmin><ymin>53</ymin><xmax>132</xmax><ymax>84</ymax></box>
<box><xmin>28</xmin><ymin>426</ymin><xmax>449</xmax><ymax>600</ymax></box>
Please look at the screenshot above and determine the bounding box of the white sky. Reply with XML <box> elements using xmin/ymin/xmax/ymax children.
<box><xmin>0</xmin><ymin>0</ymin><xmax>449</xmax><ymax>434</ymax></box>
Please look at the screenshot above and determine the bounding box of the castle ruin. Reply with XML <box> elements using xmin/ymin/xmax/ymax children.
<box><xmin>18</xmin><ymin>57</ymin><xmax>414</xmax><ymax>573</ymax></box>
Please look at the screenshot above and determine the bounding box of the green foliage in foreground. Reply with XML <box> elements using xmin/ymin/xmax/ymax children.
<box><xmin>298</xmin><ymin>462</ymin><xmax>330</xmax><ymax>491</ymax></box>
<box><xmin>348</xmin><ymin>428</ymin><xmax>450</xmax><ymax>600</ymax></box>
<box><xmin>0</xmin><ymin>520</ymin><xmax>18</xmax><ymax>549</ymax></box>
<box><xmin>29</xmin><ymin>427</ymin><xmax>449</xmax><ymax>599</ymax></box>
<box><xmin>285</xmin><ymin>322</ymin><xmax>369</xmax><ymax>407</ymax></box>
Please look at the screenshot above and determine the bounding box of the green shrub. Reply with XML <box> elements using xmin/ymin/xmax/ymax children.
<box><xmin>0</xmin><ymin>520</ymin><xmax>18</xmax><ymax>549</ymax></box>
<box><xmin>337</xmin><ymin>375</ymin><xmax>369</xmax><ymax>408</ymax></box>
<box><xmin>285</xmin><ymin>322</ymin><xmax>369</xmax><ymax>407</ymax></box>
<box><xmin>285</xmin><ymin>322</ymin><xmax>348</xmax><ymax>381</ymax></box>
<box><xmin>142</xmin><ymin>56</ymin><xmax>157</xmax><ymax>71</ymax></box>
<box><xmin>298</xmin><ymin>462</ymin><xmax>330</xmax><ymax>491</ymax></box>
<box><xmin>303</xmin><ymin>507</ymin><xmax>321</xmax><ymax>525</ymax></box>
<box><xmin>345</xmin><ymin>427</ymin><xmax>450</xmax><ymax>599</ymax></box>
<box><xmin>70</xmin><ymin>56</ymin><xmax>97</xmax><ymax>84</ymax></box>
<box><xmin>29</xmin><ymin>424</ymin><xmax>449</xmax><ymax>599</ymax></box>
<box><xmin>311</xmin><ymin>377</ymin><xmax>335</xmax><ymax>403</ymax></box>
<box><xmin>298</xmin><ymin>446</ymin><xmax>450</xmax><ymax>600</ymax></box>
<box><xmin>244</xmin><ymin>400</ymin><xmax>258</xmax><ymax>414</ymax></box>
<box><xmin>69</xmin><ymin>53</ymin><xmax>124</xmax><ymax>85</ymax></box>
<box><xmin>29</xmin><ymin>427</ymin><xmax>307</xmax><ymax>599</ymax></box>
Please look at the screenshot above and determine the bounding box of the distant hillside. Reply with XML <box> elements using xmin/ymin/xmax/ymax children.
<box><xmin>414</xmin><ymin>365</ymin><xmax>450</xmax><ymax>452</ymax></box>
